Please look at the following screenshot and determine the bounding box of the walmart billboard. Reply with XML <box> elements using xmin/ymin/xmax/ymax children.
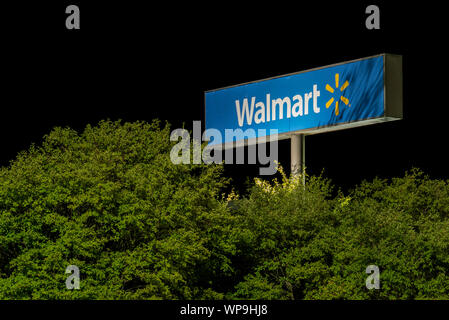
<box><xmin>205</xmin><ymin>54</ymin><xmax>402</xmax><ymax>148</ymax></box>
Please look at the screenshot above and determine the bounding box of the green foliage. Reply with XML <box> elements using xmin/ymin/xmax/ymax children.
<box><xmin>1</xmin><ymin>120</ymin><xmax>449</xmax><ymax>300</ymax></box>
<box><xmin>0</xmin><ymin>120</ymin><xmax>235</xmax><ymax>299</ymax></box>
<box><xmin>231</xmin><ymin>168</ymin><xmax>449</xmax><ymax>299</ymax></box>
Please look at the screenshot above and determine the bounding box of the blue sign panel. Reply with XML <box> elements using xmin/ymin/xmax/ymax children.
<box><xmin>205</xmin><ymin>54</ymin><xmax>402</xmax><ymax>147</ymax></box>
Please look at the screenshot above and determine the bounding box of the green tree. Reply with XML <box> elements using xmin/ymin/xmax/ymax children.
<box><xmin>230</xmin><ymin>168</ymin><xmax>449</xmax><ymax>299</ymax></box>
<box><xmin>0</xmin><ymin>120</ymin><xmax>236</xmax><ymax>299</ymax></box>
<box><xmin>1</xmin><ymin>120</ymin><xmax>449</xmax><ymax>300</ymax></box>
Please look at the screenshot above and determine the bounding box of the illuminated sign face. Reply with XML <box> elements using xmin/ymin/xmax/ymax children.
<box><xmin>205</xmin><ymin>54</ymin><xmax>402</xmax><ymax>148</ymax></box>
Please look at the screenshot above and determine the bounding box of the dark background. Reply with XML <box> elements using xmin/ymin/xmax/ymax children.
<box><xmin>2</xmin><ymin>1</ymin><xmax>448</xmax><ymax>192</ymax></box>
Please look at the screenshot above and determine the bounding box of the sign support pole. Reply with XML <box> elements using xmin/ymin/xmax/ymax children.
<box><xmin>291</xmin><ymin>134</ymin><xmax>305</xmax><ymax>183</ymax></box>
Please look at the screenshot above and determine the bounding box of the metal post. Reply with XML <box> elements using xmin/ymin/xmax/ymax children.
<box><xmin>291</xmin><ymin>134</ymin><xmax>305</xmax><ymax>181</ymax></box>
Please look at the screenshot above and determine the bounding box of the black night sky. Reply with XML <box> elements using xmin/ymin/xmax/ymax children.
<box><xmin>2</xmin><ymin>1</ymin><xmax>448</xmax><ymax>192</ymax></box>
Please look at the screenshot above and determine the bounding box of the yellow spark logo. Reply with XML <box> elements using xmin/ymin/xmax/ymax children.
<box><xmin>325</xmin><ymin>73</ymin><xmax>350</xmax><ymax>116</ymax></box>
